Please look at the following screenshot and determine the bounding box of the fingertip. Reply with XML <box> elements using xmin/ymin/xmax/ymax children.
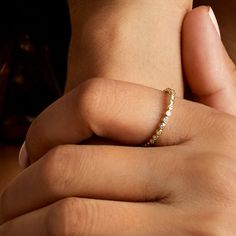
<box><xmin>183</xmin><ymin>6</ymin><xmax>221</xmax><ymax>38</ymax></box>
<box><xmin>182</xmin><ymin>5</ymin><xmax>222</xmax><ymax>43</ymax></box>
<box><xmin>183</xmin><ymin>6</ymin><xmax>210</xmax><ymax>29</ymax></box>
<box><xmin>182</xmin><ymin>5</ymin><xmax>236</xmax><ymax>116</ymax></box>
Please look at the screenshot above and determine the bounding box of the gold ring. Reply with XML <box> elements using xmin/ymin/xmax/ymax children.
<box><xmin>143</xmin><ymin>88</ymin><xmax>176</xmax><ymax>147</ymax></box>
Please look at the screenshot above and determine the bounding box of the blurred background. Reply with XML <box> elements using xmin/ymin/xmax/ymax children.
<box><xmin>0</xmin><ymin>0</ymin><xmax>70</xmax><ymax>144</ymax></box>
<box><xmin>0</xmin><ymin>0</ymin><xmax>236</xmax><ymax>190</ymax></box>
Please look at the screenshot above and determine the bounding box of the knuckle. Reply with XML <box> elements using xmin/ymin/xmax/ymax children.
<box><xmin>46</xmin><ymin>198</ymin><xmax>79</xmax><ymax>236</ymax></box>
<box><xmin>75</xmin><ymin>78</ymin><xmax>117</xmax><ymax>136</ymax></box>
<box><xmin>40</xmin><ymin>146</ymin><xmax>73</xmax><ymax>195</ymax></box>
<box><xmin>76</xmin><ymin>78</ymin><xmax>110</xmax><ymax>119</ymax></box>
<box><xmin>40</xmin><ymin>145</ymin><xmax>94</xmax><ymax>197</ymax></box>
<box><xmin>46</xmin><ymin>198</ymin><xmax>96</xmax><ymax>236</ymax></box>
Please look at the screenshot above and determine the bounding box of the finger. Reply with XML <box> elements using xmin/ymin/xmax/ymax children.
<box><xmin>25</xmin><ymin>79</ymin><xmax>212</xmax><ymax>162</ymax></box>
<box><xmin>182</xmin><ymin>6</ymin><xmax>236</xmax><ymax>115</ymax></box>
<box><xmin>0</xmin><ymin>198</ymin><xmax>178</xmax><ymax>236</ymax></box>
<box><xmin>1</xmin><ymin>145</ymin><xmax>187</xmax><ymax>223</ymax></box>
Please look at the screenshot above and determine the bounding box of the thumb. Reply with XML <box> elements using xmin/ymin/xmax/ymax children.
<box><xmin>182</xmin><ymin>6</ymin><xmax>236</xmax><ymax>116</ymax></box>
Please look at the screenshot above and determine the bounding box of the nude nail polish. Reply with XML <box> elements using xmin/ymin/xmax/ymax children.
<box><xmin>209</xmin><ymin>7</ymin><xmax>221</xmax><ymax>38</ymax></box>
<box><xmin>19</xmin><ymin>142</ymin><xmax>30</xmax><ymax>169</ymax></box>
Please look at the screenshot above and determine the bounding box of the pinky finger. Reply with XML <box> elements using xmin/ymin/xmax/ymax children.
<box><xmin>0</xmin><ymin>198</ymin><xmax>178</xmax><ymax>236</ymax></box>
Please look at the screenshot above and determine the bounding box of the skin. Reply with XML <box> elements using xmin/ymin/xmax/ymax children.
<box><xmin>0</xmin><ymin>0</ymin><xmax>193</xmax><ymax>190</ymax></box>
<box><xmin>65</xmin><ymin>0</ymin><xmax>193</xmax><ymax>94</ymax></box>
<box><xmin>1</xmin><ymin>0</ymin><xmax>236</xmax><ymax>190</ymax></box>
<box><xmin>0</xmin><ymin>0</ymin><xmax>235</xmax><ymax>234</ymax></box>
<box><xmin>1</xmin><ymin>6</ymin><xmax>236</xmax><ymax>235</ymax></box>
<box><xmin>195</xmin><ymin>0</ymin><xmax>236</xmax><ymax>64</ymax></box>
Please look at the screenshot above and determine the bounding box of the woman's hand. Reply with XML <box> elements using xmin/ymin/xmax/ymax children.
<box><xmin>1</xmin><ymin>6</ymin><xmax>236</xmax><ymax>235</ymax></box>
<box><xmin>66</xmin><ymin>0</ymin><xmax>192</xmax><ymax>93</ymax></box>
<box><xmin>1</xmin><ymin>82</ymin><xmax>236</xmax><ymax>234</ymax></box>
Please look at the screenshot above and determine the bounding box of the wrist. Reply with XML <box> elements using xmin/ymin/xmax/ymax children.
<box><xmin>66</xmin><ymin>0</ymin><xmax>193</xmax><ymax>94</ymax></box>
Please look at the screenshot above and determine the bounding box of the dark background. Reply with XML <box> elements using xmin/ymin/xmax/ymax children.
<box><xmin>0</xmin><ymin>0</ymin><xmax>71</xmax><ymax>142</ymax></box>
<box><xmin>0</xmin><ymin>0</ymin><xmax>71</xmax><ymax>89</ymax></box>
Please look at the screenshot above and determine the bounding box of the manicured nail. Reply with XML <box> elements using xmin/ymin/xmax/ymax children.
<box><xmin>19</xmin><ymin>142</ymin><xmax>30</xmax><ymax>169</ymax></box>
<box><xmin>209</xmin><ymin>7</ymin><xmax>221</xmax><ymax>38</ymax></box>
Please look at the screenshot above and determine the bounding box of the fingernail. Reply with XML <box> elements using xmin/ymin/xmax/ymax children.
<box><xmin>19</xmin><ymin>142</ymin><xmax>30</xmax><ymax>169</ymax></box>
<box><xmin>208</xmin><ymin>7</ymin><xmax>221</xmax><ymax>38</ymax></box>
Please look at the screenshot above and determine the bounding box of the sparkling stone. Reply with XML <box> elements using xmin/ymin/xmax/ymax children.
<box><xmin>166</xmin><ymin>110</ymin><xmax>172</xmax><ymax>117</ymax></box>
<box><xmin>168</xmin><ymin>104</ymin><xmax>174</xmax><ymax>110</ymax></box>
<box><xmin>160</xmin><ymin>123</ymin><xmax>166</xmax><ymax>129</ymax></box>
<box><xmin>156</xmin><ymin>130</ymin><xmax>162</xmax><ymax>136</ymax></box>
<box><xmin>153</xmin><ymin>135</ymin><xmax>157</xmax><ymax>141</ymax></box>
<box><xmin>163</xmin><ymin>117</ymin><xmax>169</xmax><ymax>124</ymax></box>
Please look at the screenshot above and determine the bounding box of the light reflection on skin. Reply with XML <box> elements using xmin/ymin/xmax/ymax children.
<box><xmin>0</xmin><ymin>0</ymin><xmax>236</xmax><ymax>192</ymax></box>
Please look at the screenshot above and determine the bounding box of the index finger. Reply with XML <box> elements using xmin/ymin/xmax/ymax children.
<box><xmin>25</xmin><ymin>78</ymin><xmax>211</xmax><ymax>162</ymax></box>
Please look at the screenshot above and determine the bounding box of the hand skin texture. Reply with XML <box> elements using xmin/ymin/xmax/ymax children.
<box><xmin>1</xmin><ymin>6</ymin><xmax>236</xmax><ymax>235</ymax></box>
<box><xmin>62</xmin><ymin>0</ymin><xmax>192</xmax><ymax>161</ymax></box>
<box><xmin>65</xmin><ymin>0</ymin><xmax>193</xmax><ymax>95</ymax></box>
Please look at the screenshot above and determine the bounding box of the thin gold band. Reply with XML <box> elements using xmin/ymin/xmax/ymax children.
<box><xmin>143</xmin><ymin>88</ymin><xmax>176</xmax><ymax>147</ymax></box>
